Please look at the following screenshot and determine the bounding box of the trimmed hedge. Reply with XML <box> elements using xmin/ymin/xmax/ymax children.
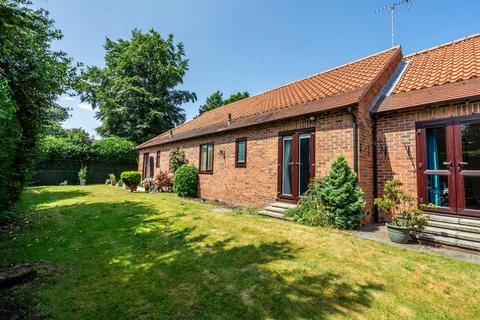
<box><xmin>173</xmin><ymin>164</ymin><xmax>198</xmax><ymax>197</ymax></box>
<box><xmin>39</xmin><ymin>136</ymin><xmax>137</xmax><ymax>163</ymax></box>
<box><xmin>121</xmin><ymin>171</ymin><xmax>141</xmax><ymax>192</ymax></box>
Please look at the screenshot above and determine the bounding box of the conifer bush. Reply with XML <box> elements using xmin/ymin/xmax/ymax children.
<box><xmin>286</xmin><ymin>154</ymin><xmax>365</xmax><ymax>229</ymax></box>
<box><xmin>319</xmin><ymin>155</ymin><xmax>365</xmax><ymax>229</ymax></box>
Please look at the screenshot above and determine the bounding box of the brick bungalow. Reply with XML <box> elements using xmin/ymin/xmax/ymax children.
<box><xmin>138</xmin><ymin>34</ymin><xmax>480</xmax><ymax>249</ymax></box>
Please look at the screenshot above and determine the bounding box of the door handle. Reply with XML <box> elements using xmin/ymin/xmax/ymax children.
<box><xmin>458</xmin><ymin>161</ymin><xmax>468</xmax><ymax>171</ymax></box>
<box><xmin>442</xmin><ymin>161</ymin><xmax>452</xmax><ymax>171</ymax></box>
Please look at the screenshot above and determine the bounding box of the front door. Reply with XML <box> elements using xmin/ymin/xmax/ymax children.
<box><xmin>278</xmin><ymin>129</ymin><xmax>315</xmax><ymax>201</ymax></box>
<box><xmin>416</xmin><ymin>116</ymin><xmax>480</xmax><ymax>217</ymax></box>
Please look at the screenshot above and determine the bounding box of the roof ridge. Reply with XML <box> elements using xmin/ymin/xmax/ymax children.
<box><xmin>196</xmin><ymin>46</ymin><xmax>401</xmax><ymax>119</ymax></box>
<box><xmin>404</xmin><ymin>32</ymin><xmax>480</xmax><ymax>59</ymax></box>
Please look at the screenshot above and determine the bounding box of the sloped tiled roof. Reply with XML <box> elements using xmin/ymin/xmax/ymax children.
<box><xmin>138</xmin><ymin>47</ymin><xmax>401</xmax><ymax>148</ymax></box>
<box><xmin>378</xmin><ymin>33</ymin><xmax>480</xmax><ymax>112</ymax></box>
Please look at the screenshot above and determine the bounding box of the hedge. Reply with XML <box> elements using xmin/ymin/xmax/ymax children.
<box><xmin>39</xmin><ymin>136</ymin><xmax>137</xmax><ymax>163</ymax></box>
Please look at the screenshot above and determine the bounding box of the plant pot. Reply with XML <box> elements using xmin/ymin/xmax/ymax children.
<box><xmin>79</xmin><ymin>179</ymin><xmax>86</xmax><ymax>186</ymax></box>
<box><xmin>386</xmin><ymin>223</ymin><xmax>412</xmax><ymax>244</ymax></box>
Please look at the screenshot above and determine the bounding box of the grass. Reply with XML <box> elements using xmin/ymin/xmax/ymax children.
<box><xmin>1</xmin><ymin>185</ymin><xmax>480</xmax><ymax>319</ymax></box>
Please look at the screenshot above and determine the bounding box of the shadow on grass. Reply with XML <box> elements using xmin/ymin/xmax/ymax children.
<box><xmin>7</xmin><ymin>196</ymin><xmax>384</xmax><ymax>319</ymax></box>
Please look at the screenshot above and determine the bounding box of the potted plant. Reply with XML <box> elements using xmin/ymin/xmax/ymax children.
<box><xmin>140</xmin><ymin>177</ymin><xmax>154</xmax><ymax>192</ymax></box>
<box><xmin>374</xmin><ymin>179</ymin><xmax>431</xmax><ymax>244</ymax></box>
<box><xmin>78</xmin><ymin>166</ymin><xmax>88</xmax><ymax>186</ymax></box>
<box><xmin>109</xmin><ymin>173</ymin><xmax>117</xmax><ymax>186</ymax></box>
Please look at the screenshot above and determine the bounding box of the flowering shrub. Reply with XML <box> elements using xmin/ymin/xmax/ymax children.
<box><xmin>153</xmin><ymin>171</ymin><xmax>173</xmax><ymax>192</ymax></box>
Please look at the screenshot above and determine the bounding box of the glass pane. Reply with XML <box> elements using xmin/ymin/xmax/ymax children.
<box><xmin>237</xmin><ymin>140</ymin><xmax>245</xmax><ymax>163</ymax></box>
<box><xmin>298</xmin><ymin>134</ymin><xmax>311</xmax><ymax>195</ymax></box>
<box><xmin>427</xmin><ymin>175</ymin><xmax>449</xmax><ymax>207</ymax></box>
<box><xmin>282</xmin><ymin>137</ymin><xmax>293</xmax><ymax>195</ymax></box>
<box><xmin>207</xmin><ymin>144</ymin><xmax>213</xmax><ymax>171</ymax></box>
<box><xmin>461</xmin><ymin>122</ymin><xmax>480</xmax><ymax>170</ymax></box>
<box><xmin>200</xmin><ymin>145</ymin><xmax>207</xmax><ymax>171</ymax></box>
<box><xmin>464</xmin><ymin>176</ymin><xmax>480</xmax><ymax>210</ymax></box>
<box><xmin>426</xmin><ymin>127</ymin><xmax>448</xmax><ymax>170</ymax></box>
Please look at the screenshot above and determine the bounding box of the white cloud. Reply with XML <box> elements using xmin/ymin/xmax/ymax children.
<box><xmin>77</xmin><ymin>102</ymin><xmax>93</xmax><ymax>111</ymax></box>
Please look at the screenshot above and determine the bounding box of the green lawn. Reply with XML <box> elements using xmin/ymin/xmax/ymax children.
<box><xmin>1</xmin><ymin>185</ymin><xmax>480</xmax><ymax>319</ymax></box>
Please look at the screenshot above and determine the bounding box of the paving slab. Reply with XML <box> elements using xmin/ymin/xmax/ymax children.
<box><xmin>353</xmin><ymin>224</ymin><xmax>480</xmax><ymax>264</ymax></box>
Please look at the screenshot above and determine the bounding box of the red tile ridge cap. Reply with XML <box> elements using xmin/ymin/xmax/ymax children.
<box><xmin>403</xmin><ymin>32</ymin><xmax>480</xmax><ymax>59</ymax></box>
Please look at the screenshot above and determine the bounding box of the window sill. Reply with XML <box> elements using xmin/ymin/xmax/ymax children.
<box><xmin>235</xmin><ymin>163</ymin><xmax>246</xmax><ymax>168</ymax></box>
<box><xmin>199</xmin><ymin>171</ymin><xmax>213</xmax><ymax>174</ymax></box>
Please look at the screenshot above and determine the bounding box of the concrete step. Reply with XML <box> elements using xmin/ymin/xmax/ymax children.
<box><xmin>259</xmin><ymin>210</ymin><xmax>294</xmax><ymax>221</ymax></box>
<box><xmin>422</xmin><ymin>226</ymin><xmax>480</xmax><ymax>242</ymax></box>
<box><xmin>427</xmin><ymin>213</ymin><xmax>480</xmax><ymax>228</ymax></box>
<box><xmin>428</xmin><ymin>220</ymin><xmax>480</xmax><ymax>234</ymax></box>
<box><xmin>264</xmin><ymin>206</ymin><xmax>288</xmax><ymax>214</ymax></box>
<box><xmin>413</xmin><ymin>232</ymin><xmax>480</xmax><ymax>251</ymax></box>
<box><xmin>270</xmin><ymin>202</ymin><xmax>297</xmax><ymax>210</ymax></box>
<box><xmin>426</xmin><ymin>214</ymin><xmax>459</xmax><ymax>224</ymax></box>
<box><xmin>459</xmin><ymin>217</ymin><xmax>480</xmax><ymax>228</ymax></box>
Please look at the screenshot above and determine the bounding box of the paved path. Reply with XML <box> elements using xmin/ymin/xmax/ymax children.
<box><xmin>353</xmin><ymin>224</ymin><xmax>480</xmax><ymax>264</ymax></box>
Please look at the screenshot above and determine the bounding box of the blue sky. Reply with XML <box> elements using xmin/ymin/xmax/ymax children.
<box><xmin>37</xmin><ymin>0</ymin><xmax>479</xmax><ymax>138</ymax></box>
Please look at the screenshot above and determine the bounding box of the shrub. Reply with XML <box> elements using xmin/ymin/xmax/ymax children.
<box><xmin>39</xmin><ymin>136</ymin><xmax>137</xmax><ymax>163</ymax></box>
<box><xmin>284</xmin><ymin>178</ymin><xmax>330</xmax><ymax>226</ymax></box>
<box><xmin>318</xmin><ymin>155</ymin><xmax>365</xmax><ymax>229</ymax></box>
<box><xmin>153</xmin><ymin>170</ymin><xmax>173</xmax><ymax>192</ymax></box>
<box><xmin>91</xmin><ymin>137</ymin><xmax>137</xmax><ymax>163</ymax></box>
<box><xmin>109</xmin><ymin>173</ymin><xmax>117</xmax><ymax>185</ymax></box>
<box><xmin>374</xmin><ymin>179</ymin><xmax>430</xmax><ymax>230</ymax></box>
<box><xmin>169</xmin><ymin>147</ymin><xmax>188</xmax><ymax>173</ymax></box>
<box><xmin>173</xmin><ymin>164</ymin><xmax>198</xmax><ymax>197</ymax></box>
<box><xmin>78</xmin><ymin>167</ymin><xmax>88</xmax><ymax>181</ymax></box>
<box><xmin>141</xmin><ymin>177</ymin><xmax>154</xmax><ymax>192</ymax></box>
<box><xmin>121</xmin><ymin>171</ymin><xmax>141</xmax><ymax>192</ymax></box>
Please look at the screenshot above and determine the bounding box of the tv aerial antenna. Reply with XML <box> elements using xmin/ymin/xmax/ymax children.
<box><xmin>375</xmin><ymin>0</ymin><xmax>414</xmax><ymax>47</ymax></box>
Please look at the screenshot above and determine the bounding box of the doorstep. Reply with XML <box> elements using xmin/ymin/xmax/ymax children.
<box><xmin>352</xmin><ymin>224</ymin><xmax>480</xmax><ymax>264</ymax></box>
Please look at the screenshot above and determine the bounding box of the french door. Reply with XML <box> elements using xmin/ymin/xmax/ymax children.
<box><xmin>416</xmin><ymin>116</ymin><xmax>480</xmax><ymax>217</ymax></box>
<box><xmin>278</xmin><ymin>128</ymin><xmax>315</xmax><ymax>201</ymax></box>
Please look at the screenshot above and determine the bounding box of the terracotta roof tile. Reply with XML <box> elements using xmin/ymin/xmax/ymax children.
<box><xmin>138</xmin><ymin>47</ymin><xmax>401</xmax><ymax>148</ymax></box>
<box><xmin>393</xmin><ymin>33</ymin><xmax>480</xmax><ymax>94</ymax></box>
<box><xmin>378</xmin><ymin>33</ymin><xmax>480</xmax><ymax>113</ymax></box>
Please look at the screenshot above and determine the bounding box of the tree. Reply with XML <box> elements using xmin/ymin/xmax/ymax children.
<box><xmin>198</xmin><ymin>91</ymin><xmax>223</xmax><ymax>115</ymax></box>
<box><xmin>197</xmin><ymin>91</ymin><xmax>250</xmax><ymax>116</ymax></box>
<box><xmin>60</xmin><ymin>128</ymin><xmax>93</xmax><ymax>145</ymax></box>
<box><xmin>77</xmin><ymin>29</ymin><xmax>197</xmax><ymax>144</ymax></box>
<box><xmin>223</xmin><ymin>91</ymin><xmax>249</xmax><ymax>105</ymax></box>
<box><xmin>0</xmin><ymin>0</ymin><xmax>76</xmax><ymax>216</ymax></box>
<box><xmin>318</xmin><ymin>155</ymin><xmax>365</xmax><ymax>229</ymax></box>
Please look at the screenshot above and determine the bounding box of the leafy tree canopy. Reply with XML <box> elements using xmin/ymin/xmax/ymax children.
<box><xmin>198</xmin><ymin>90</ymin><xmax>249</xmax><ymax>116</ymax></box>
<box><xmin>76</xmin><ymin>29</ymin><xmax>197</xmax><ymax>144</ymax></box>
<box><xmin>0</xmin><ymin>0</ymin><xmax>77</xmax><ymax>215</ymax></box>
<box><xmin>52</xmin><ymin>128</ymin><xmax>93</xmax><ymax>145</ymax></box>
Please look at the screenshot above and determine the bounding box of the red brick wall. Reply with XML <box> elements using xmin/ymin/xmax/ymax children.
<box><xmin>376</xmin><ymin>100</ymin><xmax>480</xmax><ymax>201</ymax></box>
<box><xmin>138</xmin><ymin>110</ymin><xmax>354</xmax><ymax>208</ymax></box>
<box><xmin>355</xmin><ymin>50</ymin><xmax>403</xmax><ymax>221</ymax></box>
